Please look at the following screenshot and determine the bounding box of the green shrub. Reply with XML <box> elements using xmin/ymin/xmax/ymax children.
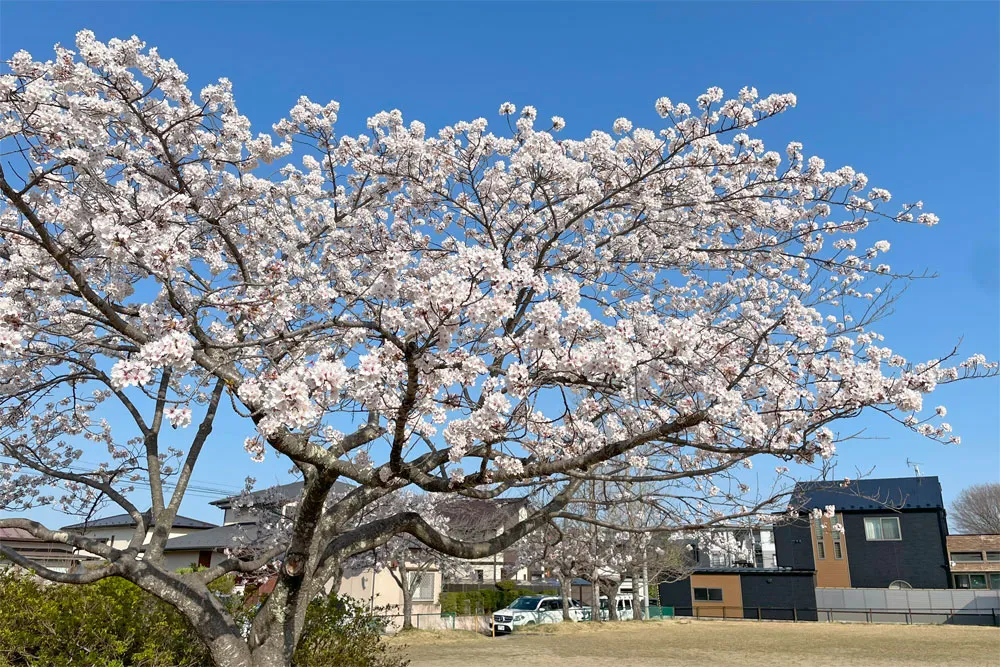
<box><xmin>438</xmin><ymin>591</ymin><xmax>459</xmax><ymax>615</ymax></box>
<box><xmin>0</xmin><ymin>571</ymin><xmax>210</xmax><ymax>667</ymax></box>
<box><xmin>293</xmin><ymin>595</ymin><xmax>408</xmax><ymax>667</ymax></box>
<box><xmin>0</xmin><ymin>570</ymin><xmax>408</xmax><ymax>667</ymax></box>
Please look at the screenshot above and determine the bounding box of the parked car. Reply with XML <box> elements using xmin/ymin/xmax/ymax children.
<box><xmin>599</xmin><ymin>594</ymin><xmax>638</xmax><ymax>621</ymax></box>
<box><xmin>490</xmin><ymin>596</ymin><xmax>585</xmax><ymax>634</ymax></box>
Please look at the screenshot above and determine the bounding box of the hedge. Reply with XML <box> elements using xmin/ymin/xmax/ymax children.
<box><xmin>439</xmin><ymin>587</ymin><xmax>558</xmax><ymax>615</ymax></box>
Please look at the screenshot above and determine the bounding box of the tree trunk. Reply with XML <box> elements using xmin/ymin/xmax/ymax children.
<box><xmin>249</xmin><ymin>643</ymin><xmax>290</xmax><ymax>667</ymax></box>
<box><xmin>641</xmin><ymin>553</ymin><xmax>650</xmax><ymax>621</ymax></box>
<box><xmin>630</xmin><ymin>568</ymin><xmax>642</xmax><ymax>621</ymax></box>
<box><xmin>401</xmin><ymin>577</ymin><xmax>415</xmax><ymax>630</ymax></box>
<box><xmin>402</xmin><ymin>588</ymin><xmax>414</xmax><ymax>631</ymax></box>
<box><xmin>606</xmin><ymin>579</ymin><xmax>622</xmax><ymax>621</ymax></box>
<box><xmin>395</xmin><ymin>563</ymin><xmax>415</xmax><ymax>631</ymax></box>
<box><xmin>590</xmin><ymin>569</ymin><xmax>601</xmax><ymax>623</ymax></box>
<box><xmin>559</xmin><ymin>574</ymin><xmax>571</xmax><ymax>621</ymax></box>
<box><xmin>204</xmin><ymin>635</ymin><xmax>255</xmax><ymax>667</ymax></box>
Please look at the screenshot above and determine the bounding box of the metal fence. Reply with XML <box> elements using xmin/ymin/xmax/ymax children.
<box><xmin>647</xmin><ymin>605</ymin><xmax>675</xmax><ymax>619</ymax></box>
<box><xmin>816</xmin><ymin>587</ymin><xmax>1000</xmax><ymax>626</ymax></box>
<box><xmin>667</xmin><ymin>605</ymin><xmax>1000</xmax><ymax>626</ymax></box>
<box><xmin>377</xmin><ymin>612</ymin><xmax>464</xmax><ymax>632</ymax></box>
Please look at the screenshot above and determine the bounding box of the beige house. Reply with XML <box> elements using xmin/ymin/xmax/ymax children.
<box><xmin>67</xmin><ymin>483</ymin><xmax>532</xmax><ymax>618</ymax></box>
<box><xmin>62</xmin><ymin>511</ymin><xmax>217</xmax><ymax>565</ymax></box>
<box><xmin>159</xmin><ymin>481</ymin><xmax>445</xmax><ymax>617</ymax></box>
<box><xmin>335</xmin><ymin>561</ymin><xmax>442</xmax><ymax>617</ymax></box>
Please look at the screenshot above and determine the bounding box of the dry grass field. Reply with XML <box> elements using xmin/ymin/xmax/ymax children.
<box><xmin>392</xmin><ymin>619</ymin><xmax>1000</xmax><ymax>667</ymax></box>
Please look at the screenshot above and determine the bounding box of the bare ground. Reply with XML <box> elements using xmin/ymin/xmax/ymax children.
<box><xmin>391</xmin><ymin>619</ymin><xmax>1000</xmax><ymax>667</ymax></box>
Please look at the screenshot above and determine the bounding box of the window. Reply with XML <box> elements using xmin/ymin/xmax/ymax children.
<box><xmin>864</xmin><ymin>517</ymin><xmax>901</xmax><ymax>541</ymax></box>
<box><xmin>540</xmin><ymin>599</ymin><xmax>561</xmax><ymax>611</ymax></box>
<box><xmin>833</xmin><ymin>541</ymin><xmax>843</xmax><ymax>559</ymax></box>
<box><xmin>413</xmin><ymin>573</ymin><xmax>435</xmax><ymax>601</ymax></box>
<box><xmin>476</xmin><ymin>569</ymin><xmax>484</xmax><ymax>582</ymax></box>
<box><xmin>693</xmin><ymin>587</ymin><xmax>724</xmax><ymax>602</ymax></box>
<box><xmin>954</xmin><ymin>574</ymin><xmax>988</xmax><ymax>590</ymax></box>
<box><xmin>816</xmin><ymin>540</ymin><xmax>826</xmax><ymax>559</ymax></box>
<box><xmin>987</xmin><ymin>552</ymin><xmax>1000</xmax><ymax>562</ymax></box>
<box><xmin>951</xmin><ymin>552</ymin><xmax>984</xmax><ymax>563</ymax></box>
<box><xmin>991</xmin><ymin>574</ymin><xmax>1000</xmax><ymax>590</ymax></box>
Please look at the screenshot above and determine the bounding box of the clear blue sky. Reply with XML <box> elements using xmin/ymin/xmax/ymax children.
<box><xmin>1</xmin><ymin>2</ymin><xmax>997</xmax><ymax>526</ymax></box>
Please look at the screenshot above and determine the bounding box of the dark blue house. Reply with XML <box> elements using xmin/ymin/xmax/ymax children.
<box><xmin>779</xmin><ymin>476</ymin><xmax>951</xmax><ymax>589</ymax></box>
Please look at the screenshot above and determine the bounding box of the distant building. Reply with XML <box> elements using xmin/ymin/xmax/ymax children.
<box><xmin>658</xmin><ymin>567</ymin><xmax>817</xmax><ymax>621</ymax></box>
<box><xmin>160</xmin><ymin>481</ymin><xmax>352</xmax><ymax>571</ymax></box>
<box><xmin>682</xmin><ymin>525</ymin><xmax>778</xmax><ymax>570</ymax></box>
<box><xmin>660</xmin><ymin>476</ymin><xmax>954</xmax><ymax>619</ymax></box>
<box><xmin>947</xmin><ymin>534</ymin><xmax>1000</xmax><ymax>590</ymax></box>
<box><xmin>781</xmin><ymin>476</ymin><xmax>950</xmax><ymax>589</ymax></box>
<box><xmin>62</xmin><ymin>511</ymin><xmax>217</xmax><ymax>566</ymax></box>
<box><xmin>0</xmin><ymin>527</ymin><xmax>94</xmax><ymax>573</ymax></box>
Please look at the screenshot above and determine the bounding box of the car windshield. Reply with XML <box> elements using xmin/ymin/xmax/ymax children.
<box><xmin>509</xmin><ymin>597</ymin><xmax>541</xmax><ymax>610</ymax></box>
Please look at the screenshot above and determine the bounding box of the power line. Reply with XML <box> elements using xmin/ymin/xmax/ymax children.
<box><xmin>0</xmin><ymin>457</ymin><xmax>243</xmax><ymax>500</ymax></box>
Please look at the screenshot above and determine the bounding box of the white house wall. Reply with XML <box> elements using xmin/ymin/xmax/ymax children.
<box><xmin>71</xmin><ymin>527</ymin><xmax>203</xmax><ymax>560</ymax></box>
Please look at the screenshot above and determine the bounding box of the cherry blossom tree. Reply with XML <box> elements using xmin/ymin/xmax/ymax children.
<box><xmin>0</xmin><ymin>32</ymin><xmax>994</xmax><ymax>667</ymax></box>
<box><xmin>515</xmin><ymin>520</ymin><xmax>592</xmax><ymax>621</ymax></box>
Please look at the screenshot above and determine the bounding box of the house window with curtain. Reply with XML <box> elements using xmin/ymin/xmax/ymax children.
<box><xmin>413</xmin><ymin>572</ymin><xmax>435</xmax><ymax>601</ymax></box>
<box><xmin>864</xmin><ymin>517</ymin><xmax>901</xmax><ymax>541</ymax></box>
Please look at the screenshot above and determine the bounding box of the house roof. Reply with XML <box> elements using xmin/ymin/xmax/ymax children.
<box><xmin>61</xmin><ymin>511</ymin><xmax>217</xmax><ymax>531</ymax></box>
<box><xmin>791</xmin><ymin>476</ymin><xmax>944</xmax><ymax>512</ymax></box>
<box><xmin>161</xmin><ymin>522</ymin><xmax>259</xmax><ymax>552</ymax></box>
<box><xmin>210</xmin><ymin>480</ymin><xmax>354</xmax><ymax>509</ymax></box>
<box><xmin>0</xmin><ymin>527</ymin><xmax>44</xmax><ymax>541</ymax></box>
<box><xmin>0</xmin><ymin>527</ymin><xmax>96</xmax><ymax>566</ymax></box>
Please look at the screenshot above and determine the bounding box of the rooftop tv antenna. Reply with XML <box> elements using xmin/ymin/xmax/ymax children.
<box><xmin>906</xmin><ymin>458</ymin><xmax>922</xmax><ymax>478</ymax></box>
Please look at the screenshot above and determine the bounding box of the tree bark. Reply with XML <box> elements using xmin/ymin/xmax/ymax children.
<box><xmin>400</xmin><ymin>564</ymin><xmax>414</xmax><ymax>630</ymax></box>
<box><xmin>605</xmin><ymin>579</ymin><xmax>623</xmax><ymax>621</ymax></box>
<box><xmin>590</xmin><ymin>569</ymin><xmax>601</xmax><ymax>623</ymax></box>
<box><xmin>630</xmin><ymin>568</ymin><xmax>642</xmax><ymax>621</ymax></box>
<box><xmin>559</xmin><ymin>573</ymin><xmax>572</xmax><ymax>621</ymax></box>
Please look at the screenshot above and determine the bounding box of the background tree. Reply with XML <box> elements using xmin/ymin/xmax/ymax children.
<box><xmin>516</xmin><ymin>521</ymin><xmax>589</xmax><ymax>621</ymax></box>
<box><xmin>950</xmin><ymin>483</ymin><xmax>1000</xmax><ymax>534</ymax></box>
<box><xmin>1</xmin><ymin>32</ymin><xmax>994</xmax><ymax>667</ymax></box>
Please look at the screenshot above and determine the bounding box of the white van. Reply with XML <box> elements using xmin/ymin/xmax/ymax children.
<box><xmin>599</xmin><ymin>594</ymin><xmax>638</xmax><ymax>620</ymax></box>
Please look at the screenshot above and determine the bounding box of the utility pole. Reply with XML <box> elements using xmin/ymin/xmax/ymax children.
<box><xmin>641</xmin><ymin>541</ymin><xmax>649</xmax><ymax>619</ymax></box>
